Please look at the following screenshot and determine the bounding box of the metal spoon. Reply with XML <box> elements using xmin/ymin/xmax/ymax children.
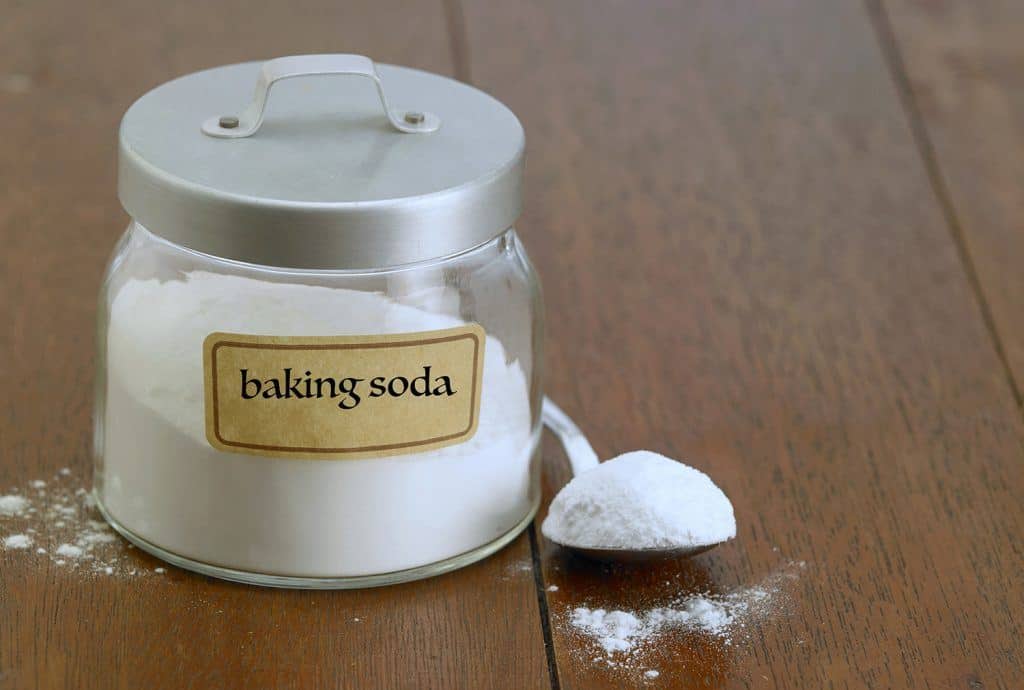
<box><xmin>541</xmin><ymin>397</ymin><xmax>728</xmax><ymax>562</ymax></box>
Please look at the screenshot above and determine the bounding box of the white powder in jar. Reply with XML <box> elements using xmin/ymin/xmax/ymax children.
<box><xmin>101</xmin><ymin>272</ymin><xmax>536</xmax><ymax>578</ymax></box>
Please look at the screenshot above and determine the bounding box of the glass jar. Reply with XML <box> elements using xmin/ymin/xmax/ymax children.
<box><xmin>93</xmin><ymin>55</ymin><xmax>543</xmax><ymax>588</ymax></box>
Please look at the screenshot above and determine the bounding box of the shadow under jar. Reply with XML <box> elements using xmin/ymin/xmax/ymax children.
<box><xmin>93</xmin><ymin>54</ymin><xmax>543</xmax><ymax>588</ymax></box>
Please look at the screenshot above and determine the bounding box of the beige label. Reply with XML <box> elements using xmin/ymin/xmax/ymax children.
<box><xmin>202</xmin><ymin>325</ymin><xmax>485</xmax><ymax>459</ymax></box>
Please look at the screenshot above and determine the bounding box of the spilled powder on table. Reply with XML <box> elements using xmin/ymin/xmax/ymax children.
<box><xmin>0</xmin><ymin>469</ymin><xmax>165</xmax><ymax>577</ymax></box>
<box><xmin>562</xmin><ymin>560</ymin><xmax>806</xmax><ymax>680</ymax></box>
<box><xmin>3</xmin><ymin>534</ymin><xmax>32</xmax><ymax>549</ymax></box>
<box><xmin>502</xmin><ymin>558</ymin><xmax>534</xmax><ymax>580</ymax></box>
<box><xmin>0</xmin><ymin>495</ymin><xmax>30</xmax><ymax>516</ymax></box>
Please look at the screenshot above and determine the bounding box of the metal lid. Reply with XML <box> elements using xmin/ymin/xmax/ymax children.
<box><xmin>118</xmin><ymin>55</ymin><xmax>524</xmax><ymax>269</ymax></box>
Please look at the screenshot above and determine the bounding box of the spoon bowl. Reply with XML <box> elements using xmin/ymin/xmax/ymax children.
<box><xmin>541</xmin><ymin>397</ymin><xmax>734</xmax><ymax>561</ymax></box>
<box><xmin>567</xmin><ymin>543</ymin><xmax>718</xmax><ymax>563</ymax></box>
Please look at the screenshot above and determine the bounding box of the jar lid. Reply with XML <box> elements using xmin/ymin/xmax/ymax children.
<box><xmin>118</xmin><ymin>55</ymin><xmax>524</xmax><ymax>269</ymax></box>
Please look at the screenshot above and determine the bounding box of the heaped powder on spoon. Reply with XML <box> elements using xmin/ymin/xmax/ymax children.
<box><xmin>541</xmin><ymin>451</ymin><xmax>736</xmax><ymax>550</ymax></box>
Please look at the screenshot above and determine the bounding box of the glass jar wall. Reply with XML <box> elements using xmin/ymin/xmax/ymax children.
<box><xmin>94</xmin><ymin>222</ymin><xmax>543</xmax><ymax>587</ymax></box>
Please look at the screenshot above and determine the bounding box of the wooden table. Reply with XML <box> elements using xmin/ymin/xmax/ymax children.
<box><xmin>2</xmin><ymin>1</ymin><xmax>1022</xmax><ymax>687</ymax></box>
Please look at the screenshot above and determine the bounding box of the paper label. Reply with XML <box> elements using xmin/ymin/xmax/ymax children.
<box><xmin>202</xmin><ymin>325</ymin><xmax>485</xmax><ymax>459</ymax></box>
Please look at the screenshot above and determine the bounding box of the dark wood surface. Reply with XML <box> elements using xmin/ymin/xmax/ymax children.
<box><xmin>1</xmin><ymin>1</ymin><xmax>1021</xmax><ymax>688</ymax></box>
<box><xmin>880</xmin><ymin>0</ymin><xmax>1024</xmax><ymax>398</ymax></box>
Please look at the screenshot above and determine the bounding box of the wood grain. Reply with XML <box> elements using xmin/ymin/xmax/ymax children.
<box><xmin>0</xmin><ymin>2</ymin><xmax>549</xmax><ymax>689</ymax></box>
<box><xmin>877</xmin><ymin>0</ymin><xmax>1024</xmax><ymax>400</ymax></box>
<box><xmin>4</xmin><ymin>0</ymin><xmax>1024</xmax><ymax>687</ymax></box>
<box><xmin>462</xmin><ymin>0</ymin><xmax>1024</xmax><ymax>686</ymax></box>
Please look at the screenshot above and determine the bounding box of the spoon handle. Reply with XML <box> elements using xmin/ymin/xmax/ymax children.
<box><xmin>542</xmin><ymin>397</ymin><xmax>600</xmax><ymax>476</ymax></box>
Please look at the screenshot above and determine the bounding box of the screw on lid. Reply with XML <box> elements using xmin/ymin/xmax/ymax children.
<box><xmin>117</xmin><ymin>54</ymin><xmax>524</xmax><ymax>270</ymax></box>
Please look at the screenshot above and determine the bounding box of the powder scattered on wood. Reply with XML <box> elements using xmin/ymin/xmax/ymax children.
<box><xmin>503</xmin><ymin>559</ymin><xmax>534</xmax><ymax>579</ymax></box>
<box><xmin>0</xmin><ymin>470</ymin><xmax>165</xmax><ymax>577</ymax></box>
<box><xmin>3</xmin><ymin>534</ymin><xmax>32</xmax><ymax>549</ymax></box>
<box><xmin>0</xmin><ymin>495</ymin><xmax>29</xmax><ymax>516</ymax></box>
<box><xmin>562</xmin><ymin>561</ymin><xmax>806</xmax><ymax>679</ymax></box>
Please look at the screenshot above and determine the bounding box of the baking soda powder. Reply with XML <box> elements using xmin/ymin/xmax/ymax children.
<box><xmin>100</xmin><ymin>272</ymin><xmax>536</xmax><ymax>578</ymax></box>
<box><xmin>542</xmin><ymin>451</ymin><xmax>736</xmax><ymax>550</ymax></box>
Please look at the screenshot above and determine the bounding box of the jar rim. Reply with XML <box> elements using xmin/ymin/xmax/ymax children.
<box><xmin>130</xmin><ymin>221</ymin><xmax>517</xmax><ymax>277</ymax></box>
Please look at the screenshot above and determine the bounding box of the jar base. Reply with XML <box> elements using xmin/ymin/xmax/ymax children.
<box><xmin>93</xmin><ymin>491</ymin><xmax>540</xmax><ymax>589</ymax></box>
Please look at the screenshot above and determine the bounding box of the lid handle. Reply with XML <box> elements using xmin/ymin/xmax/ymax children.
<box><xmin>200</xmin><ymin>54</ymin><xmax>440</xmax><ymax>138</ymax></box>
